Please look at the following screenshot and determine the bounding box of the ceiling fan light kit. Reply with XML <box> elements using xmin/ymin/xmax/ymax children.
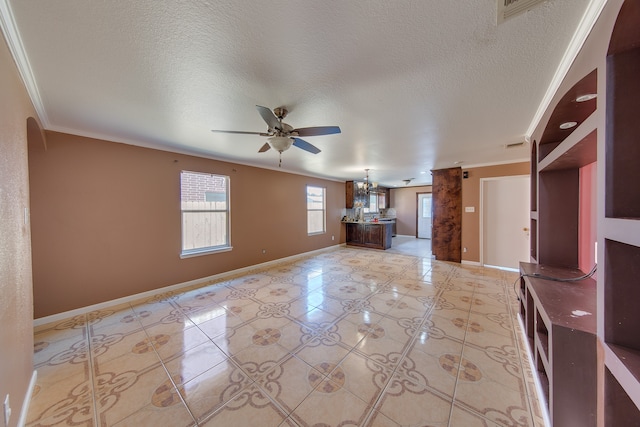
<box><xmin>211</xmin><ymin>105</ymin><xmax>341</xmax><ymax>167</ymax></box>
<box><xmin>268</xmin><ymin>136</ymin><xmax>293</xmax><ymax>152</ymax></box>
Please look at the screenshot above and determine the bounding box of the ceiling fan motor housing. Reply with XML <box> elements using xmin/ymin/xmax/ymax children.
<box><xmin>273</xmin><ymin>107</ymin><xmax>288</xmax><ymax>120</ymax></box>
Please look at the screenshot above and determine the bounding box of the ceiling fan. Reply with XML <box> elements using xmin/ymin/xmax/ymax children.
<box><xmin>211</xmin><ymin>105</ymin><xmax>341</xmax><ymax>166</ymax></box>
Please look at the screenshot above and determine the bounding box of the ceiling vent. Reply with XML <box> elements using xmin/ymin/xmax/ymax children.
<box><xmin>497</xmin><ymin>0</ymin><xmax>547</xmax><ymax>24</ymax></box>
<box><xmin>505</xmin><ymin>141</ymin><xmax>527</xmax><ymax>149</ymax></box>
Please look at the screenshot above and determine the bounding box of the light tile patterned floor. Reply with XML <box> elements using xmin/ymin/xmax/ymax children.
<box><xmin>28</xmin><ymin>238</ymin><xmax>547</xmax><ymax>426</ymax></box>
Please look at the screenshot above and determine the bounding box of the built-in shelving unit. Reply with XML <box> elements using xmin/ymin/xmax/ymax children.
<box><xmin>534</xmin><ymin>70</ymin><xmax>597</xmax><ymax>270</ymax></box>
<box><xmin>526</xmin><ymin>2</ymin><xmax>640</xmax><ymax>424</ymax></box>
<box><xmin>602</xmin><ymin>3</ymin><xmax>640</xmax><ymax>424</ymax></box>
<box><xmin>525</xmin><ymin>65</ymin><xmax>599</xmax><ymax>425</ymax></box>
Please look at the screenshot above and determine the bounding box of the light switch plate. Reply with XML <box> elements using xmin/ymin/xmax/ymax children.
<box><xmin>465</xmin><ymin>206</ymin><xmax>475</xmax><ymax>213</ymax></box>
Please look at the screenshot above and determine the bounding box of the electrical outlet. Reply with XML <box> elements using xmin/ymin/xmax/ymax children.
<box><xmin>463</xmin><ymin>247</ymin><xmax>467</xmax><ymax>253</ymax></box>
<box><xmin>4</xmin><ymin>394</ymin><xmax>11</xmax><ymax>427</ymax></box>
<box><xmin>331</xmin><ymin>235</ymin><xmax>335</xmax><ymax>241</ymax></box>
<box><xmin>262</xmin><ymin>249</ymin><xmax>266</xmax><ymax>254</ymax></box>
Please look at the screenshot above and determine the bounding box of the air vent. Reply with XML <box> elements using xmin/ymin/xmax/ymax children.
<box><xmin>505</xmin><ymin>141</ymin><xmax>526</xmax><ymax>149</ymax></box>
<box><xmin>497</xmin><ymin>0</ymin><xmax>547</xmax><ymax>24</ymax></box>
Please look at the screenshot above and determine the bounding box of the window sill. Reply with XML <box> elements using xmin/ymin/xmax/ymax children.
<box><xmin>180</xmin><ymin>246</ymin><xmax>233</xmax><ymax>259</ymax></box>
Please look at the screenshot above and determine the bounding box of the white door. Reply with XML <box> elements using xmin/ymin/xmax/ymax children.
<box><xmin>417</xmin><ymin>193</ymin><xmax>432</xmax><ymax>239</ymax></box>
<box><xmin>481</xmin><ymin>176</ymin><xmax>530</xmax><ymax>270</ymax></box>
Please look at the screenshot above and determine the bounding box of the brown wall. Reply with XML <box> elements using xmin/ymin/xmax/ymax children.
<box><xmin>390</xmin><ymin>185</ymin><xmax>432</xmax><ymax>236</ymax></box>
<box><xmin>461</xmin><ymin>162</ymin><xmax>530</xmax><ymax>263</ymax></box>
<box><xmin>28</xmin><ymin>131</ymin><xmax>345</xmax><ymax>318</ymax></box>
<box><xmin>0</xmin><ymin>35</ymin><xmax>36</xmax><ymax>425</ymax></box>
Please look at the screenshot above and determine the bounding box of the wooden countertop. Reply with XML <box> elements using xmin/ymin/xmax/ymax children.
<box><xmin>520</xmin><ymin>262</ymin><xmax>596</xmax><ymax>333</ymax></box>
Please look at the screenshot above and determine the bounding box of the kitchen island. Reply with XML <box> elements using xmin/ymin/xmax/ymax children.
<box><xmin>343</xmin><ymin>221</ymin><xmax>393</xmax><ymax>250</ymax></box>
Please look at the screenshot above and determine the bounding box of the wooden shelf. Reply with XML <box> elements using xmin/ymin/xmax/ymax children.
<box><xmin>538</xmin><ymin>114</ymin><xmax>597</xmax><ymax>172</ymax></box>
<box><xmin>608</xmin><ymin>345</ymin><xmax>640</xmax><ymax>391</ymax></box>
<box><xmin>603</xmin><ymin>218</ymin><xmax>640</xmax><ymax>248</ymax></box>
<box><xmin>521</xmin><ymin>263</ymin><xmax>596</xmax><ymax>332</ymax></box>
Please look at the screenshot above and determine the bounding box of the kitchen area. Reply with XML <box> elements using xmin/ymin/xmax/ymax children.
<box><xmin>341</xmin><ymin>174</ymin><xmax>397</xmax><ymax>250</ymax></box>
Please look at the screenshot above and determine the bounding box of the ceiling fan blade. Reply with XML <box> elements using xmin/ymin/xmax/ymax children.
<box><xmin>258</xmin><ymin>142</ymin><xmax>271</xmax><ymax>153</ymax></box>
<box><xmin>293</xmin><ymin>138</ymin><xmax>321</xmax><ymax>154</ymax></box>
<box><xmin>211</xmin><ymin>130</ymin><xmax>269</xmax><ymax>136</ymax></box>
<box><xmin>292</xmin><ymin>126</ymin><xmax>341</xmax><ymax>137</ymax></box>
<box><xmin>256</xmin><ymin>105</ymin><xmax>281</xmax><ymax>130</ymax></box>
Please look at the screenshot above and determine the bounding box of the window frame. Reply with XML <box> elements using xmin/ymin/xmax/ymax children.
<box><xmin>180</xmin><ymin>170</ymin><xmax>232</xmax><ymax>258</ymax></box>
<box><xmin>306</xmin><ymin>185</ymin><xmax>326</xmax><ymax>235</ymax></box>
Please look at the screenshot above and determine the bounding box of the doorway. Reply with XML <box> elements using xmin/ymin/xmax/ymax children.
<box><xmin>417</xmin><ymin>192</ymin><xmax>432</xmax><ymax>239</ymax></box>
<box><xmin>480</xmin><ymin>175</ymin><xmax>530</xmax><ymax>270</ymax></box>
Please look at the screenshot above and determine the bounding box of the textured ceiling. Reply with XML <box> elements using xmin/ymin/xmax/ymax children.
<box><xmin>4</xmin><ymin>0</ymin><xmax>593</xmax><ymax>186</ymax></box>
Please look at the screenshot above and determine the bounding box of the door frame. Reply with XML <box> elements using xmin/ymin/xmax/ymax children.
<box><xmin>415</xmin><ymin>191</ymin><xmax>432</xmax><ymax>238</ymax></box>
<box><xmin>479</xmin><ymin>174</ymin><xmax>529</xmax><ymax>270</ymax></box>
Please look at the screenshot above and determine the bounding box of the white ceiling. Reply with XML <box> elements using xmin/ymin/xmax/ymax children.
<box><xmin>3</xmin><ymin>0</ymin><xmax>596</xmax><ymax>186</ymax></box>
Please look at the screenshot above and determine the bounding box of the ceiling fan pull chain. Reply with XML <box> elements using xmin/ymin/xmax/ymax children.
<box><xmin>279</xmin><ymin>152</ymin><xmax>282</xmax><ymax>168</ymax></box>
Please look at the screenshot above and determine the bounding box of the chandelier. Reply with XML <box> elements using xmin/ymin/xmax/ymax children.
<box><xmin>357</xmin><ymin>169</ymin><xmax>377</xmax><ymax>195</ymax></box>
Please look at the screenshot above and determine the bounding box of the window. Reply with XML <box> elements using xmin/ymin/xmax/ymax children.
<box><xmin>307</xmin><ymin>185</ymin><xmax>326</xmax><ymax>235</ymax></box>
<box><xmin>180</xmin><ymin>171</ymin><xmax>230</xmax><ymax>257</ymax></box>
<box><xmin>368</xmin><ymin>193</ymin><xmax>379</xmax><ymax>213</ymax></box>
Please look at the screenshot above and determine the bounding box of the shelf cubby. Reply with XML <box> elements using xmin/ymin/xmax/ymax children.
<box><xmin>535</xmin><ymin>309</ymin><xmax>549</xmax><ymax>362</ymax></box>
<box><xmin>605</xmin><ymin>367</ymin><xmax>640</xmax><ymax>427</ymax></box>
<box><xmin>537</xmin><ymin>68</ymin><xmax>597</xmax><ymax>164</ymax></box>
<box><xmin>530</xmin><ymin>218</ymin><xmax>537</xmax><ymax>261</ymax></box>
<box><xmin>538</xmin><ymin>119</ymin><xmax>597</xmax><ymax>172</ymax></box>
<box><xmin>606</xmin><ymin>47</ymin><xmax>640</xmax><ymax>220</ymax></box>
<box><xmin>538</xmin><ymin>168</ymin><xmax>580</xmax><ymax>268</ymax></box>
<box><xmin>531</xmin><ymin>142</ymin><xmax>538</xmax><ymax>212</ymax></box>
<box><xmin>604</xmin><ymin>239</ymin><xmax>640</xmax><ymax>350</ymax></box>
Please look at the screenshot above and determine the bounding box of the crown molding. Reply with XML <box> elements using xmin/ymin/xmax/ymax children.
<box><xmin>0</xmin><ymin>0</ymin><xmax>49</xmax><ymax>126</ymax></box>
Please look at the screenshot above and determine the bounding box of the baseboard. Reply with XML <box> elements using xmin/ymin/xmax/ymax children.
<box><xmin>483</xmin><ymin>263</ymin><xmax>520</xmax><ymax>273</ymax></box>
<box><xmin>18</xmin><ymin>370</ymin><xmax>37</xmax><ymax>427</ymax></box>
<box><xmin>463</xmin><ymin>260</ymin><xmax>520</xmax><ymax>272</ymax></box>
<box><xmin>34</xmin><ymin>244</ymin><xmax>343</xmax><ymax>326</ymax></box>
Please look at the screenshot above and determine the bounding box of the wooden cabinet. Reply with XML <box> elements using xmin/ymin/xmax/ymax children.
<box><xmin>518</xmin><ymin>263</ymin><xmax>597</xmax><ymax>427</ymax></box>
<box><xmin>345</xmin><ymin>222</ymin><xmax>392</xmax><ymax>250</ymax></box>
<box><xmin>345</xmin><ymin>181</ymin><xmax>355</xmax><ymax>209</ymax></box>
<box><xmin>345</xmin><ymin>221</ymin><xmax>362</xmax><ymax>242</ymax></box>
<box><xmin>376</xmin><ymin>187</ymin><xmax>390</xmax><ymax>209</ymax></box>
<box><xmin>345</xmin><ymin>181</ymin><xmax>390</xmax><ymax>210</ymax></box>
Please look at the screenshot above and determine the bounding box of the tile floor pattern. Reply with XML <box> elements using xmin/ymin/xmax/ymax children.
<box><xmin>28</xmin><ymin>239</ymin><xmax>547</xmax><ymax>426</ymax></box>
